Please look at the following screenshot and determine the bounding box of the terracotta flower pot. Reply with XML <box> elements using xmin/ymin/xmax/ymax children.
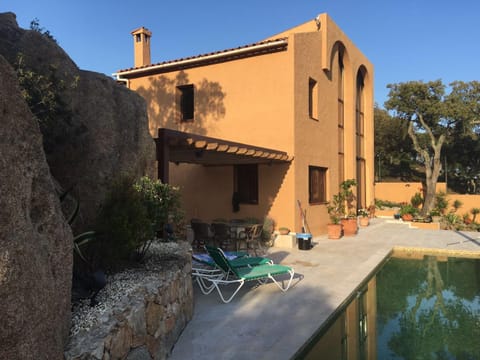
<box><xmin>359</xmin><ymin>217</ymin><xmax>369</xmax><ymax>227</ymax></box>
<box><xmin>401</xmin><ymin>214</ymin><xmax>413</xmax><ymax>222</ymax></box>
<box><xmin>341</xmin><ymin>218</ymin><xmax>358</xmax><ymax>236</ymax></box>
<box><xmin>327</xmin><ymin>223</ymin><xmax>343</xmax><ymax>239</ymax></box>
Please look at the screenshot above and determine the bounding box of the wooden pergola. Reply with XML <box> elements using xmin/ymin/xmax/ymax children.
<box><xmin>155</xmin><ymin>128</ymin><xmax>293</xmax><ymax>183</ymax></box>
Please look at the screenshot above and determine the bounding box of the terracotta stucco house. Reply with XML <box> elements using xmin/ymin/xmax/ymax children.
<box><xmin>114</xmin><ymin>13</ymin><xmax>374</xmax><ymax>235</ymax></box>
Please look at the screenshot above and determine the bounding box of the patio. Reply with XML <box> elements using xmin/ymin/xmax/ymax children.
<box><xmin>169</xmin><ymin>218</ymin><xmax>480</xmax><ymax>360</ymax></box>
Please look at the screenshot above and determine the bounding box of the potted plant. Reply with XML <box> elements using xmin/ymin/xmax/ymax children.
<box><xmin>278</xmin><ymin>227</ymin><xmax>290</xmax><ymax>235</ymax></box>
<box><xmin>339</xmin><ymin>179</ymin><xmax>358</xmax><ymax>236</ymax></box>
<box><xmin>429</xmin><ymin>209</ymin><xmax>442</xmax><ymax>223</ymax></box>
<box><xmin>399</xmin><ymin>204</ymin><xmax>417</xmax><ymax>221</ymax></box>
<box><xmin>358</xmin><ymin>208</ymin><xmax>369</xmax><ymax>227</ymax></box>
<box><xmin>326</xmin><ymin>193</ymin><xmax>344</xmax><ymax>240</ymax></box>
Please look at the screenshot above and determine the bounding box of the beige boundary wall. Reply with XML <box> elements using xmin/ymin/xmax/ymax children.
<box><xmin>375</xmin><ymin>182</ymin><xmax>480</xmax><ymax>216</ymax></box>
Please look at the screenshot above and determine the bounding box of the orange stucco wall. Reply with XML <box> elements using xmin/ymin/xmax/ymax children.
<box><xmin>375</xmin><ymin>182</ymin><xmax>446</xmax><ymax>204</ymax></box>
<box><xmin>375</xmin><ymin>182</ymin><xmax>480</xmax><ymax>216</ymax></box>
<box><xmin>122</xmin><ymin>13</ymin><xmax>374</xmax><ymax>235</ymax></box>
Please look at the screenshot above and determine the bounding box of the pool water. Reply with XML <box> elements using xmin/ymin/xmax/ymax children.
<box><xmin>294</xmin><ymin>254</ymin><xmax>480</xmax><ymax>360</ymax></box>
<box><xmin>376</xmin><ymin>256</ymin><xmax>480</xmax><ymax>360</ymax></box>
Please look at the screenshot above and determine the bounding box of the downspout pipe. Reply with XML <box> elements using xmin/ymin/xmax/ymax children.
<box><xmin>112</xmin><ymin>74</ymin><xmax>130</xmax><ymax>88</ymax></box>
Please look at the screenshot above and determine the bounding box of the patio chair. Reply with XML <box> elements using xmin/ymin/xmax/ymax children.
<box><xmin>211</xmin><ymin>222</ymin><xmax>234</xmax><ymax>249</ymax></box>
<box><xmin>203</xmin><ymin>245</ymin><xmax>295</xmax><ymax>303</ymax></box>
<box><xmin>191</xmin><ymin>220</ymin><xmax>213</xmax><ymax>250</ymax></box>
<box><xmin>237</xmin><ymin>223</ymin><xmax>264</xmax><ymax>255</ymax></box>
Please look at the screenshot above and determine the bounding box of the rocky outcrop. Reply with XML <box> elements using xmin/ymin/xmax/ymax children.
<box><xmin>0</xmin><ymin>55</ymin><xmax>73</xmax><ymax>359</ymax></box>
<box><xmin>0</xmin><ymin>12</ymin><xmax>156</xmax><ymax>232</ymax></box>
<box><xmin>0</xmin><ymin>11</ymin><xmax>158</xmax><ymax>358</ymax></box>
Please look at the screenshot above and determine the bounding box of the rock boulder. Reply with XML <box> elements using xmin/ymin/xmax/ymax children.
<box><xmin>0</xmin><ymin>55</ymin><xmax>73</xmax><ymax>359</ymax></box>
<box><xmin>0</xmin><ymin>12</ymin><xmax>156</xmax><ymax>232</ymax></box>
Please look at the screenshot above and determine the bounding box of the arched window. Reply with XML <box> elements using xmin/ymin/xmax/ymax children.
<box><xmin>337</xmin><ymin>49</ymin><xmax>345</xmax><ymax>185</ymax></box>
<box><xmin>356</xmin><ymin>70</ymin><xmax>366</xmax><ymax>208</ymax></box>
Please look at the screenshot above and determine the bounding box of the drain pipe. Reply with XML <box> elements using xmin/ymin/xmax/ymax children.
<box><xmin>112</xmin><ymin>73</ymin><xmax>130</xmax><ymax>88</ymax></box>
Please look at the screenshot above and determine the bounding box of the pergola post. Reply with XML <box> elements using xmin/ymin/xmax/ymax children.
<box><xmin>157</xmin><ymin>128</ymin><xmax>170</xmax><ymax>183</ymax></box>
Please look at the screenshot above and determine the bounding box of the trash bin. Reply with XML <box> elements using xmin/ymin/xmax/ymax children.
<box><xmin>297</xmin><ymin>233</ymin><xmax>312</xmax><ymax>250</ymax></box>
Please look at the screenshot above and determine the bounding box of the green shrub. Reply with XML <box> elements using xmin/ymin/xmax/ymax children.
<box><xmin>95</xmin><ymin>176</ymin><xmax>154</xmax><ymax>271</ymax></box>
<box><xmin>471</xmin><ymin>208</ymin><xmax>480</xmax><ymax>223</ymax></box>
<box><xmin>133</xmin><ymin>176</ymin><xmax>184</xmax><ymax>241</ymax></box>
<box><xmin>375</xmin><ymin>198</ymin><xmax>403</xmax><ymax>209</ymax></box>
<box><xmin>410</xmin><ymin>192</ymin><xmax>423</xmax><ymax>208</ymax></box>
<box><xmin>444</xmin><ymin>212</ymin><xmax>460</xmax><ymax>230</ymax></box>
<box><xmin>452</xmin><ymin>199</ymin><xmax>463</xmax><ymax>212</ymax></box>
<box><xmin>434</xmin><ymin>192</ymin><xmax>449</xmax><ymax>215</ymax></box>
<box><xmin>399</xmin><ymin>204</ymin><xmax>418</xmax><ymax>217</ymax></box>
<box><xmin>262</xmin><ymin>217</ymin><xmax>276</xmax><ymax>242</ymax></box>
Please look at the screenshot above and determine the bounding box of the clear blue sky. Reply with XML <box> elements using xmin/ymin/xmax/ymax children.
<box><xmin>2</xmin><ymin>0</ymin><xmax>479</xmax><ymax>106</ymax></box>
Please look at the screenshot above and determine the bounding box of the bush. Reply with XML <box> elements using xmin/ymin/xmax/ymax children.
<box><xmin>471</xmin><ymin>208</ymin><xmax>480</xmax><ymax>223</ymax></box>
<box><xmin>410</xmin><ymin>192</ymin><xmax>423</xmax><ymax>208</ymax></box>
<box><xmin>444</xmin><ymin>212</ymin><xmax>460</xmax><ymax>230</ymax></box>
<box><xmin>95</xmin><ymin>176</ymin><xmax>154</xmax><ymax>271</ymax></box>
<box><xmin>399</xmin><ymin>204</ymin><xmax>418</xmax><ymax>217</ymax></box>
<box><xmin>434</xmin><ymin>192</ymin><xmax>449</xmax><ymax>215</ymax></box>
<box><xmin>452</xmin><ymin>199</ymin><xmax>463</xmax><ymax>212</ymax></box>
<box><xmin>133</xmin><ymin>176</ymin><xmax>184</xmax><ymax>241</ymax></box>
<box><xmin>375</xmin><ymin>198</ymin><xmax>403</xmax><ymax>209</ymax></box>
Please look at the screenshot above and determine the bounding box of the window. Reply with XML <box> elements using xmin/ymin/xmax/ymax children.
<box><xmin>308</xmin><ymin>77</ymin><xmax>318</xmax><ymax>120</ymax></box>
<box><xmin>234</xmin><ymin>164</ymin><xmax>258</xmax><ymax>204</ymax></box>
<box><xmin>135</xmin><ymin>34</ymin><xmax>141</xmax><ymax>42</ymax></box>
<box><xmin>356</xmin><ymin>70</ymin><xmax>366</xmax><ymax>208</ymax></box>
<box><xmin>337</xmin><ymin>50</ymin><xmax>345</xmax><ymax>184</ymax></box>
<box><xmin>337</xmin><ymin>51</ymin><xmax>344</xmax><ymax>127</ymax></box>
<box><xmin>309</xmin><ymin>166</ymin><xmax>327</xmax><ymax>204</ymax></box>
<box><xmin>177</xmin><ymin>84</ymin><xmax>194</xmax><ymax>122</ymax></box>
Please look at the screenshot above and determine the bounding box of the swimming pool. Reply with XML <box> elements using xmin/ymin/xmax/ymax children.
<box><xmin>293</xmin><ymin>251</ymin><xmax>480</xmax><ymax>359</ymax></box>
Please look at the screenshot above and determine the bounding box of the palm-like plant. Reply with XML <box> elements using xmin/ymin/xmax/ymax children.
<box><xmin>471</xmin><ymin>208</ymin><xmax>480</xmax><ymax>223</ymax></box>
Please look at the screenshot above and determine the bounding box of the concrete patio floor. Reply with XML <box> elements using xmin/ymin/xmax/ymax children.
<box><xmin>169</xmin><ymin>218</ymin><xmax>480</xmax><ymax>360</ymax></box>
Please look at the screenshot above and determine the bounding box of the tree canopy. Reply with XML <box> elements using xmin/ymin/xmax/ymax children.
<box><xmin>374</xmin><ymin>106</ymin><xmax>418</xmax><ymax>181</ymax></box>
<box><xmin>383</xmin><ymin>80</ymin><xmax>480</xmax><ymax>213</ymax></box>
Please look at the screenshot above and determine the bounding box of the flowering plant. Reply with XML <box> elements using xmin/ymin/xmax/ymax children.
<box><xmin>357</xmin><ymin>209</ymin><xmax>368</xmax><ymax>217</ymax></box>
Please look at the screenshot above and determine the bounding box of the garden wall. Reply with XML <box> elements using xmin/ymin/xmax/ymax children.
<box><xmin>375</xmin><ymin>182</ymin><xmax>480</xmax><ymax>216</ymax></box>
<box><xmin>65</xmin><ymin>243</ymin><xmax>193</xmax><ymax>360</ymax></box>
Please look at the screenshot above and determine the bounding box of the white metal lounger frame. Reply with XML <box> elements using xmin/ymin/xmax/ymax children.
<box><xmin>204</xmin><ymin>247</ymin><xmax>295</xmax><ymax>303</ymax></box>
<box><xmin>192</xmin><ymin>262</ymin><xmax>226</xmax><ymax>295</ymax></box>
<box><xmin>192</xmin><ymin>249</ymin><xmax>275</xmax><ymax>295</ymax></box>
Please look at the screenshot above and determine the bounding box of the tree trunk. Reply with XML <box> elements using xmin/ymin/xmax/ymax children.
<box><xmin>407</xmin><ymin>119</ymin><xmax>445</xmax><ymax>216</ymax></box>
<box><xmin>421</xmin><ymin>140</ymin><xmax>443</xmax><ymax>216</ymax></box>
<box><xmin>423</xmin><ymin>177</ymin><xmax>437</xmax><ymax>215</ymax></box>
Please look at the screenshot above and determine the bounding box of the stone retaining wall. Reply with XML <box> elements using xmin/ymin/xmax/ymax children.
<box><xmin>65</xmin><ymin>245</ymin><xmax>193</xmax><ymax>360</ymax></box>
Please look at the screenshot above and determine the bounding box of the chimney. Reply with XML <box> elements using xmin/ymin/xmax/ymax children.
<box><xmin>131</xmin><ymin>27</ymin><xmax>152</xmax><ymax>68</ymax></box>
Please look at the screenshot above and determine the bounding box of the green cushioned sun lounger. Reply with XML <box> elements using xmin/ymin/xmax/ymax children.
<box><xmin>203</xmin><ymin>245</ymin><xmax>294</xmax><ymax>303</ymax></box>
<box><xmin>192</xmin><ymin>248</ymin><xmax>273</xmax><ymax>295</ymax></box>
<box><xmin>197</xmin><ymin>248</ymin><xmax>273</xmax><ymax>268</ymax></box>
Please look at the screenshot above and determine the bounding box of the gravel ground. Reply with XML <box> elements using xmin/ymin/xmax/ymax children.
<box><xmin>69</xmin><ymin>240</ymin><xmax>190</xmax><ymax>337</ymax></box>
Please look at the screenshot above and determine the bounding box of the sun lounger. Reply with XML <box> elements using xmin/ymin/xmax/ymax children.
<box><xmin>194</xmin><ymin>251</ymin><xmax>273</xmax><ymax>268</ymax></box>
<box><xmin>203</xmin><ymin>245</ymin><xmax>294</xmax><ymax>303</ymax></box>
<box><xmin>192</xmin><ymin>249</ymin><xmax>272</xmax><ymax>295</ymax></box>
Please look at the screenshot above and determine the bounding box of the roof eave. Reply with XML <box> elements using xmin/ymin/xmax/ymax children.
<box><xmin>113</xmin><ymin>38</ymin><xmax>288</xmax><ymax>79</ymax></box>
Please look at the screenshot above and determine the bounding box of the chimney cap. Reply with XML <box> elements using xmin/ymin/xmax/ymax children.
<box><xmin>131</xmin><ymin>27</ymin><xmax>152</xmax><ymax>37</ymax></box>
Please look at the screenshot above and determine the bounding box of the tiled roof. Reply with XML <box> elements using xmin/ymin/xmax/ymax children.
<box><xmin>116</xmin><ymin>37</ymin><xmax>288</xmax><ymax>74</ymax></box>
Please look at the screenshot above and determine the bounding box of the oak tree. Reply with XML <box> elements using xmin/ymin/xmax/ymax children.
<box><xmin>385</xmin><ymin>80</ymin><xmax>480</xmax><ymax>214</ymax></box>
